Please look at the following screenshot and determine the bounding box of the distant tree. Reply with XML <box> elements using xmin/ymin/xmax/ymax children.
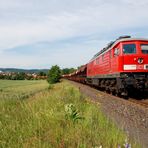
<box><xmin>0</xmin><ymin>72</ymin><xmax>27</xmax><ymax>80</ymax></box>
<box><xmin>11</xmin><ymin>75</ymin><xmax>17</xmax><ymax>80</ymax></box>
<box><xmin>61</xmin><ymin>68</ymin><xmax>69</xmax><ymax>75</ymax></box>
<box><xmin>5</xmin><ymin>75</ymin><xmax>11</xmax><ymax>80</ymax></box>
<box><xmin>69</xmin><ymin>68</ymin><xmax>76</xmax><ymax>73</ymax></box>
<box><xmin>26</xmin><ymin>75</ymin><xmax>32</xmax><ymax>80</ymax></box>
<box><xmin>0</xmin><ymin>75</ymin><xmax>5</xmax><ymax>79</ymax></box>
<box><xmin>16</xmin><ymin>72</ymin><xmax>25</xmax><ymax>80</ymax></box>
<box><xmin>47</xmin><ymin>65</ymin><xmax>61</xmax><ymax>84</ymax></box>
<box><xmin>61</xmin><ymin>68</ymin><xmax>76</xmax><ymax>75</ymax></box>
<box><xmin>6</xmin><ymin>72</ymin><xmax>26</xmax><ymax>80</ymax></box>
<box><xmin>77</xmin><ymin>65</ymin><xmax>83</xmax><ymax>69</ymax></box>
<box><xmin>38</xmin><ymin>71</ymin><xmax>46</xmax><ymax>76</ymax></box>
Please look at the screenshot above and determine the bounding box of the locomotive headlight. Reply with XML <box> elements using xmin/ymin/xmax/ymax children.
<box><xmin>138</xmin><ymin>58</ymin><xmax>144</xmax><ymax>64</ymax></box>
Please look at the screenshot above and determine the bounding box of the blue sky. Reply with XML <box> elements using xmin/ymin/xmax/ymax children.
<box><xmin>0</xmin><ymin>0</ymin><xmax>148</xmax><ymax>69</ymax></box>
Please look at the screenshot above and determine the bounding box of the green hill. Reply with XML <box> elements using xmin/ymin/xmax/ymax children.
<box><xmin>0</xmin><ymin>68</ymin><xmax>49</xmax><ymax>74</ymax></box>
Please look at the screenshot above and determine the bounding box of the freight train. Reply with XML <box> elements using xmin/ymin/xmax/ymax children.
<box><xmin>63</xmin><ymin>36</ymin><xmax>148</xmax><ymax>97</ymax></box>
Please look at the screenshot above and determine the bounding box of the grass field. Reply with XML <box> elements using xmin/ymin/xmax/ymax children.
<box><xmin>0</xmin><ymin>80</ymin><xmax>140</xmax><ymax>148</ymax></box>
<box><xmin>0</xmin><ymin>80</ymin><xmax>48</xmax><ymax>100</ymax></box>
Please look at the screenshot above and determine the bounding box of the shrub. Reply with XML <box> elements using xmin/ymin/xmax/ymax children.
<box><xmin>65</xmin><ymin>103</ymin><xmax>84</xmax><ymax>123</ymax></box>
<box><xmin>47</xmin><ymin>65</ymin><xmax>61</xmax><ymax>84</ymax></box>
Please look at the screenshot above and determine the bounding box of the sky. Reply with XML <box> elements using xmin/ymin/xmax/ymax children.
<box><xmin>0</xmin><ymin>0</ymin><xmax>148</xmax><ymax>69</ymax></box>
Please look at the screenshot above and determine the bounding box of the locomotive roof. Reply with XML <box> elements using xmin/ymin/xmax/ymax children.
<box><xmin>90</xmin><ymin>37</ymin><xmax>148</xmax><ymax>62</ymax></box>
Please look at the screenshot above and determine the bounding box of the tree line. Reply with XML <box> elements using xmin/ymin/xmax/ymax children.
<box><xmin>0</xmin><ymin>66</ymin><xmax>76</xmax><ymax>82</ymax></box>
<box><xmin>0</xmin><ymin>72</ymin><xmax>47</xmax><ymax>80</ymax></box>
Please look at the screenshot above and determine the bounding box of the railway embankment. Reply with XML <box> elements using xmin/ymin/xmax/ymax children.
<box><xmin>1</xmin><ymin>80</ymin><xmax>140</xmax><ymax>147</ymax></box>
<box><xmin>69</xmin><ymin>80</ymin><xmax>148</xmax><ymax>148</ymax></box>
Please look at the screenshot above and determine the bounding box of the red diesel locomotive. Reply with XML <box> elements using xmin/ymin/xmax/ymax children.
<box><xmin>64</xmin><ymin>36</ymin><xmax>148</xmax><ymax>96</ymax></box>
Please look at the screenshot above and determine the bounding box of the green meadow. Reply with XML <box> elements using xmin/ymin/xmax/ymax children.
<box><xmin>0</xmin><ymin>80</ymin><xmax>140</xmax><ymax>148</ymax></box>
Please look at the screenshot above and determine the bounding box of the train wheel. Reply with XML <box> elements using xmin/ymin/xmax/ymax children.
<box><xmin>121</xmin><ymin>89</ymin><xmax>128</xmax><ymax>99</ymax></box>
<box><xmin>114</xmin><ymin>89</ymin><xmax>120</xmax><ymax>97</ymax></box>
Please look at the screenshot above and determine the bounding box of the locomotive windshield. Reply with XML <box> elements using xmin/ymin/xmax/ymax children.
<box><xmin>141</xmin><ymin>44</ymin><xmax>148</xmax><ymax>54</ymax></box>
<box><xmin>123</xmin><ymin>44</ymin><xmax>136</xmax><ymax>54</ymax></box>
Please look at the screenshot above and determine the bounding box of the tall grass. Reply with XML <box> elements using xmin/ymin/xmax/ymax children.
<box><xmin>0</xmin><ymin>80</ymin><xmax>140</xmax><ymax>148</ymax></box>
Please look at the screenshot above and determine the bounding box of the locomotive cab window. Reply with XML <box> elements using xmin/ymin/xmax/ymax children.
<box><xmin>123</xmin><ymin>44</ymin><xmax>136</xmax><ymax>54</ymax></box>
<box><xmin>141</xmin><ymin>44</ymin><xmax>148</xmax><ymax>54</ymax></box>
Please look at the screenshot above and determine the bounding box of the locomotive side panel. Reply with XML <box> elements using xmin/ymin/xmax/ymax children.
<box><xmin>100</xmin><ymin>51</ymin><xmax>111</xmax><ymax>74</ymax></box>
<box><xmin>87</xmin><ymin>61</ymin><xmax>94</xmax><ymax>77</ymax></box>
<box><xmin>91</xmin><ymin>51</ymin><xmax>111</xmax><ymax>76</ymax></box>
<box><xmin>110</xmin><ymin>43</ymin><xmax>121</xmax><ymax>74</ymax></box>
<box><xmin>87</xmin><ymin>43</ymin><xmax>122</xmax><ymax>78</ymax></box>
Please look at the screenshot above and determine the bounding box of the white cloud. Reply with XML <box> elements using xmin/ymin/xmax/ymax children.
<box><xmin>0</xmin><ymin>0</ymin><xmax>148</xmax><ymax>68</ymax></box>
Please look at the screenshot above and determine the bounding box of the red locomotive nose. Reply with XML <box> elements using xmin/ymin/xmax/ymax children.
<box><xmin>138</xmin><ymin>58</ymin><xmax>144</xmax><ymax>64</ymax></box>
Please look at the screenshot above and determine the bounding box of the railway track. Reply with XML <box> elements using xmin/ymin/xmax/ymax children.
<box><xmin>98</xmin><ymin>88</ymin><xmax>148</xmax><ymax>109</ymax></box>
<box><xmin>87</xmin><ymin>83</ymin><xmax>148</xmax><ymax>109</ymax></box>
<box><xmin>92</xmin><ymin>85</ymin><xmax>148</xmax><ymax>109</ymax></box>
<box><xmin>67</xmin><ymin>79</ymin><xmax>148</xmax><ymax>109</ymax></box>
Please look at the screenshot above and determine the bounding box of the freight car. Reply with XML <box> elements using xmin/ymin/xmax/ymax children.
<box><xmin>64</xmin><ymin>36</ymin><xmax>148</xmax><ymax>97</ymax></box>
<box><xmin>63</xmin><ymin>64</ymin><xmax>87</xmax><ymax>84</ymax></box>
